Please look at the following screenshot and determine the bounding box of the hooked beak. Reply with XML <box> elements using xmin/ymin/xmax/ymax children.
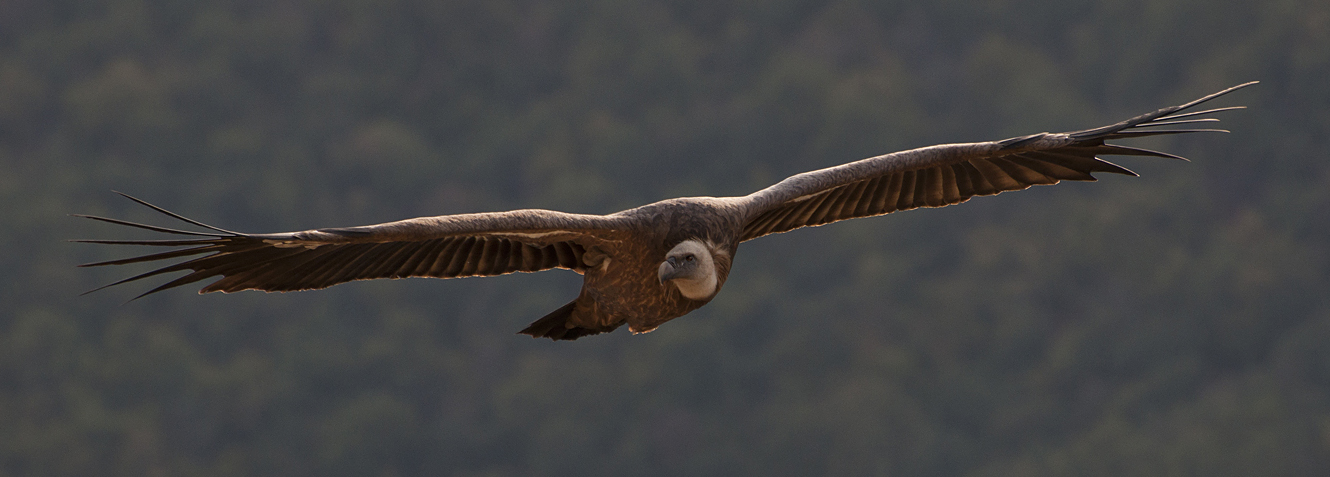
<box><xmin>657</xmin><ymin>257</ymin><xmax>678</xmax><ymax>284</ymax></box>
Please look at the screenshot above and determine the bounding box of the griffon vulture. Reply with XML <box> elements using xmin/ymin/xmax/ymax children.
<box><xmin>77</xmin><ymin>83</ymin><xmax>1254</xmax><ymax>340</ymax></box>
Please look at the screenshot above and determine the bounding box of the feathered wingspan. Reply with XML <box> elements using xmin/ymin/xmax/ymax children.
<box><xmin>737</xmin><ymin>82</ymin><xmax>1256</xmax><ymax>241</ymax></box>
<box><xmin>77</xmin><ymin>83</ymin><xmax>1254</xmax><ymax>308</ymax></box>
<box><xmin>75</xmin><ymin>193</ymin><xmax>631</xmax><ymax>298</ymax></box>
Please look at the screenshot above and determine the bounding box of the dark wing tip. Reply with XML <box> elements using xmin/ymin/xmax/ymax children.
<box><xmin>76</xmin><ymin>193</ymin><xmax>255</xmax><ymax>297</ymax></box>
<box><xmin>1098</xmin><ymin>145</ymin><xmax>1191</xmax><ymax>161</ymax></box>
<box><xmin>1173</xmin><ymin>81</ymin><xmax>1258</xmax><ymax>111</ymax></box>
<box><xmin>75</xmin><ymin>214</ymin><xmax>228</xmax><ymax>237</ymax></box>
<box><xmin>101</xmin><ymin>192</ymin><xmax>243</xmax><ymax>236</ymax></box>
<box><xmin>1094</xmin><ymin>158</ymin><xmax>1139</xmax><ymax>176</ymax></box>
<box><xmin>1067</xmin><ymin>82</ymin><xmax>1256</xmax><ymax>141</ymax></box>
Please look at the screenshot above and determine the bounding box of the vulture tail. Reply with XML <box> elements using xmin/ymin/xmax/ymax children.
<box><xmin>518</xmin><ymin>300</ymin><xmax>621</xmax><ymax>340</ymax></box>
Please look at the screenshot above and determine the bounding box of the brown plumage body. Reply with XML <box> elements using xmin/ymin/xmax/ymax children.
<box><xmin>523</xmin><ymin>197</ymin><xmax>744</xmax><ymax>339</ymax></box>
<box><xmin>76</xmin><ymin>83</ymin><xmax>1254</xmax><ymax>340</ymax></box>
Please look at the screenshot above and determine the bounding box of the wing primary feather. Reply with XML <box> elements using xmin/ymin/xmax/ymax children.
<box><xmin>278</xmin><ymin>244</ymin><xmax>356</xmax><ymax>289</ymax></box>
<box><xmin>147</xmin><ymin>252</ymin><xmax>284</xmax><ymax>297</ymax></box>
<box><xmin>133</xmin><ymin>275</ymin><xmax>212</xmax><ymax>301</ymax></box>
<box><xmin>1091</xmin><ymin>158</ymin><xmax>1137</xmax><ymax>176</ymax></box>
<box><xmin>992</xmin><ymin>156</ymin><xmax>1057</xmax><ymax>185</ymax></box>
<box><xmin>1169</xmin><ymin>81</ymin><xmax>1258</xmax><ymax>111</ymax></box>
<box><xmin>1154</xmin><ymin>106</ymin><xmax>1246</xmax><ymax>122</ymax></box>
<box><xmin>1068</xmin><ymin>81</ymin><xmax>1255</xmax><ymax>140</ymax></box>
<box><xmin>111</xmin><ymin>191</ymin><xmax>243</xmax><ymax>236</ymax></box>
<box><xmin>1090</xmin><ymin>145</ymin><xmax>1190</xmax><ymax>161</ymax></box>
<box><xmin>383</xmin><ymin>240</ymin><xmax>428</xmax><ymax>278</ymax></box>
<box><xmin>346</xmin><ymin>243</ymin><xmax>402</xmax><ymax>280</ymax></box>
<box><xmin>94</xmin><ymin>245</ymin><xmax>282</xmax><ymax>297</ymax></box>
<box><xmin>1129</xmin><ymin>118</ymin><xmax>1222</xmax><ymax>128</ymax></box>
<box><xmin>1005</xmin><ymin>154</ymin><xmax>1091</xmax><ymax>181</ymax></box>
<box><xmin>82</xmin><ymin>265</ymin><xmax>196</xmax><ymax>296</ymax></box>
<box><xmin>287</xmin><ymin>246</ymin><xmax>354</xmax><ymax>287</ymax></box>
<box><xmin>315</xmin><ymin>245</ymin><xmax>386</xmax><ymax>288</ymax></box>
<box><xmin>330</xmin><ymin>243</ymin><xmax>399</xmax><ymax>286</ymax></box>
<box><xmin>1022</xmin><ymin>150</ymin><xmax>1137</xmax><ymax>176</ymax></box>
<box><xmin>238</xmin><ymin>248</ymin><xmax>330</xmax><ymax>291</ymax></box>
<box><xmin>368</xmin><ymin>242</ymin><xmax>420</xmax><ymax>278</ymax></box>
<box><xmin>186</xmin><ymin>247</ymin><xmax>299</xmax><ymax>293</ymax></box>
<box><xmin>1106</xmin><ymin>128</ymin><xmax>1229</xmax><ymax>139</ymax></box>
<box><xmin>339</xmin><ymin>242</ymin><xmax>397</xmax><ymax>280</ymax></box>
<box><xmin>73</xmin><ymin>215</ymin><xmax>228</xmax><ymax>237</ymax></box>
<box><xmin>273</xmin><ymin>244</ymin><xmax>358</xmax><ymax>289</ymax></box>
<box><xmin>209</xmin><ymin>255</ymin><xmax>298</xmax><ymax>292</ymax></box>
<box><xmin>294</xmin><ymin>243</ymin><xmax>375</xmax><ymax>288</ymax></box>
<box><xmin>72</xmin><ymin>238</ymin><xmax>223</xmax><ymax>246</ymax></box>
<box><xmin>311</xmin><ymin>244</ymin><xmax>373</xmax><ymax>284</ymax></box>
<box><xmin>78</xmin><ymin>244</ymin><xmax>226</xmax><ymax>268</ymax></box>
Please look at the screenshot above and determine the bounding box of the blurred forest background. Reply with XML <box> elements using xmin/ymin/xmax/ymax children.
<box><xmin>3</xmin><ymin>0</ymin><xmax>1329</xmax><ymax>475</ymax></box>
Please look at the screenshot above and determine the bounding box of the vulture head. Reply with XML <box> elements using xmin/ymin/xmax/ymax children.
<box><xmin>658</xmin><ymin>239</ymin><xmax>719</xmax><ymax>300</ymax></box>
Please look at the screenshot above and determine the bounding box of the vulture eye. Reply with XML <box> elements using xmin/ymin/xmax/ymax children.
<box><xmin>684</xmin><ymin>254</ymin><xmax>695</xmax><ymax>262</ymax></box>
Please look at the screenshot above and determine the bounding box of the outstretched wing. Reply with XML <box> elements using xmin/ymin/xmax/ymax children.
<box><xmin>76</xmin><ymin>193</ymin><xmax>632</xmax><ymax>298</ymax></box>
<box><xmin>737</xmin><ymin>82</ymin><xmax>1255</xmax><ymax>241</ymax></box>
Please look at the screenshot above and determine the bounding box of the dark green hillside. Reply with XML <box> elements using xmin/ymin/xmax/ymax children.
<box><xmin>3</xmin><ymin>0</ymin><xmax>1327</xmax><ymax>475</ymax></box>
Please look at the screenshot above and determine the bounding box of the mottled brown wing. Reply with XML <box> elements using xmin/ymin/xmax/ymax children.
<box><xmin>76</xmin><ymin>193</ymin><xmax>631</xmax><ymax>298</ymax></box>
<box><xmin>738</xmin><ymin>82</ymin><xmax>1255</xmax><ymax>242</ymax></box>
